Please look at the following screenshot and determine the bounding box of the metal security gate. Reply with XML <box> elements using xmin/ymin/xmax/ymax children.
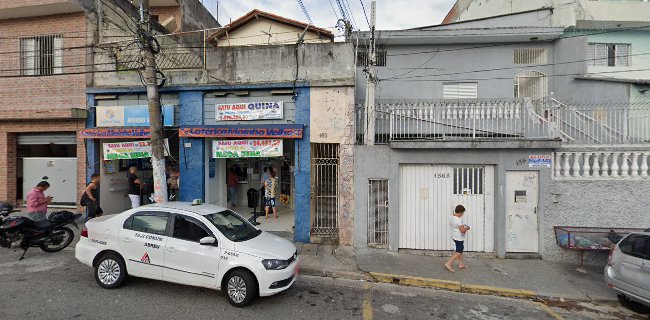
<box><xmin>310</xmin><ymin>144</ymin><xmax>339</xmax><ymax>237</ymax></box>
<box><xmin>399</xmin><ymin>165</ymin><xmax>495</xmax><ymax>252</ymax></box>
<box><xmin>368</xmin><ymin>179</ymin><xmax>389</xmax><ymax>246</ymax></box>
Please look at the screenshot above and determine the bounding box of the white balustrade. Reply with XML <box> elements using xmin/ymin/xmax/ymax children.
<box><xmin>554</xmin><ymin>151</ymin><xmax>650</xmax><ymax>179</ymax></box>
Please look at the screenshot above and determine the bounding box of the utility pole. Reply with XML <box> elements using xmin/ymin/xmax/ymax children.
<box><xmin>364</xmin><ymin>1</ymin><xmax>377</xmax><ymax>145</ymax></box>
<box><xmin>139</xmin><ymin>0</ymin><xmax>168</xmax><ymax>203</ymax></box>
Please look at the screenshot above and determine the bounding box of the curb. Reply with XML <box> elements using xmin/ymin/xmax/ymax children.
<box><xmin>368</xmin><ymin>272</ymin><xmax>537</xmax><ymax>299</ymax></box>
<box><xmin>300</xmin><ymin>267</ymin><xmax>373</xmax><ymax>282</ymax></box>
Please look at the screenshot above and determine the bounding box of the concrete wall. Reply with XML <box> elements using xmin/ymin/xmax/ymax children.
<box><xmin>92</xmin><ymin>42</ymin><xmax>355</xmax><ymax>89</ymax></box>
<box><xmin>310</xmin><ymin>87</ymin><xmax>356</xmax><ymax>245</ymax></box>
<box><xmin>353</xmin><ymin>145</ymin><xmax>556</xmax><ymax>258</ymax></box>
<box><xmin>207</xmin><ymin>43</ymin><xmax>355</xmax><ymax>87</ymax></box>
<box><xmin>453</xmin><ymin>0</ymin><xmax>650</xmax><ymax>27</ymax></box>
<box><xmin>551</xmin><ymin>35</ymin><xmax>631</xmax><ymax>104</ymax></box>
<box><xmin>542</xmin><ymin>179</ymin><xmax>650</xmax><ymax>264</ymax></box>
<box><xmin>356</xmin><ymin>42</ymin><xmax>555</xmax><ymax>102</ymax></box>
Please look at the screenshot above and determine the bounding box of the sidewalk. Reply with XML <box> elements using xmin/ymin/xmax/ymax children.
<box><xmin>295</xmin><ymin>243</ymin><xmax>616</xmax><ymax>303</ymax></box>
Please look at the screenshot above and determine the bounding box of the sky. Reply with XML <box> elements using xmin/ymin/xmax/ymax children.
<box><xmin>201</xmin><ymin>0</ymin><xmax>455</xmax><ymax>32</ymax></box>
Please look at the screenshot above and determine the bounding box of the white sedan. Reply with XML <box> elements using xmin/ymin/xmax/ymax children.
<box><xmin>75</xmin><ymin>202</ymin><xmax>299</xmax><ymax>307</ymax></box>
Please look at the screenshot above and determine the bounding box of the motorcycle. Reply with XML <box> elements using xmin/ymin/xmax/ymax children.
<box><xmin>0</xmin><ymin>202</ymin><xmax>81</xmax><ymax>260</ymax></box>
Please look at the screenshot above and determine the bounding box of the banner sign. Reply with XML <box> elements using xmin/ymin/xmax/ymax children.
<box><xmin>212</xmin><ymin>139</ymin><xmax>282</xmax><ymax>158</ymax></box>
<box><xmin>180</xmin><ymin>126</ymin><xmax>303</xmax><ymax>139</ymax></box>
<box><xmin>96</xmin><ymin>105</ymin><xmax>174</xmax><ymax>127</ymax></box>
<box><xmin>528</xmin><ymin>155</ymin><xmax>552</xmax><ymax>168</ymax></box>
<box><xmin>216</xmin><ymin>102</ymin><xmax>283</xmax><ymax>121</ymax></box>
<box><xmin>102</xmin><ymin>139</ymin><xmax>169</xmax><ymax>160</ymax></box>
<box><xmin>80</xmin><ymin>128</ymin><xmax>151</xmax><ymax>139</ymax></box>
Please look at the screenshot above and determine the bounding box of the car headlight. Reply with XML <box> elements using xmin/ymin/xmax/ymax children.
<box><xmin>262</xmin><ymin>259</ymin><xmax>289</xmax><ymax>270</ymax></box>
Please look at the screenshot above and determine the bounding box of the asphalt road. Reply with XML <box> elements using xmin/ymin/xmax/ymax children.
<box><xmin>0</xmin><ymin>246</ymin><xmax>642</xmax><ymax>320</ymax></box>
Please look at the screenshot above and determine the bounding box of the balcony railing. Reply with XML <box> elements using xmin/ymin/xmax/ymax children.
<box><xmin>554</xmin><ymin>149</ymin><xmax>650</xmax><ymax>179</ymax></box>
<box><xmin>355</xmin><ymin>99</ymin><xmax>552</xmax><ymax>144</ymax></box>
<box><xmin>355</xmin><ymin>99</ymin><xmax>650</xmax><ymax>145</ymax></box>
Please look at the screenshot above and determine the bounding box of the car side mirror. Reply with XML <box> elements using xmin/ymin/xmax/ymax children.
<box><xmin>200</xmin><ymin>236</ymin><xmax>217</xmax><ymax>246</ymax></box>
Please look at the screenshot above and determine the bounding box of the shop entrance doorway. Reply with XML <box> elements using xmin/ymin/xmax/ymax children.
<box><xmin>215</xmin><ymin>139</ymin><xmax>295</xmax><ymax>236</ymax></box>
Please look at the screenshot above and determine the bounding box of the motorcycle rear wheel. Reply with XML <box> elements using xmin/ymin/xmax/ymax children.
<box><xmin>40</xmin><ymin>227</ymin><xmax>74</xmax><ymax>252</ymax></box>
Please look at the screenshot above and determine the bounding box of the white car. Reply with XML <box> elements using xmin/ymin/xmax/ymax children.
<box><xmin>75</xmin><ymin>202</ymin><xmax>299</xmax><ymax>307</ymax></box>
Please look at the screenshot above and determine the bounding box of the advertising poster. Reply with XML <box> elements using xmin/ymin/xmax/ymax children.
<box><xmin>528</xmin><ymin>155</ymin><xmax>552</xmax><ymax>168</ymax></box>
<box><xmin>216</xmin><ymin>102</ymin><xmax>283</xmax><ymax>121</ymax></box>
<box><xmin>102</xmin><ymin>139</ymin><xmax>169</xmax><ymax>160</ymax></box>
<box><xmin>212</xmin><ymin>139</ymin><xmax>283</xmax><ymax>158</ymax></box>
<box><xmin>96</xmin><ymin>105</ymin><xmax>174</xmax><ymax>127</ymax></box>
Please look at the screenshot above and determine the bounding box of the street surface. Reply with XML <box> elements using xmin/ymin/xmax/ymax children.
<box><xmin>0</xmin><ymin>247</ymin><xmax>643</xmax><ymax>320</ymax></box>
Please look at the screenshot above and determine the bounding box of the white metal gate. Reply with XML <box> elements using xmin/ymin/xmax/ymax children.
<box><xmin>399</xmin><ymin>165</ymin><xmax>494</xmax><ymax>252</ymax></box>
<box><xmin>310</xmin><ymin>144</ymin><xmax>339</xmax><ymax>237</ymax></box>
<box><xmin>368</xmin><ymin>179</ymin><xmax>389</xmax><ymax>246</ymax></box>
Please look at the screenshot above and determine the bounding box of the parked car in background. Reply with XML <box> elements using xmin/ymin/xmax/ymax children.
<box><xmin>75</xmin><ymin>202</ymin><xmax>299</xmax><ymax>307</ymax></box>
<box><xmin>604</xmin><ymin>231</ymin><xmax>650</xmax><ymax>314</ymax></box>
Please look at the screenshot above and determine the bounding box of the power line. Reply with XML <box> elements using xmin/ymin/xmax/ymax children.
<box><xmin>373</xmin><ymin>25</ymin><xmax>650</xmax><ymax>58</ymax></box>
<box><xmin>359</xmin><ymin>0</ymin><xmax>371</xmax><ymax>29</ymax></box>
<box><xmin>342</xmin><ymin>0</ymin><xmax>359</xmax><ymax>30</ymax></box>
<box><xmin>380</xmin><ymin>67</ymin><xmax>650</xmax><ymax>83</ymax></box>
<box><xmin>328</xmin><ymin>0</ymin><xmax>340</xmax><ymax>20</ymax></box>
<box><xmin>382</xmin><ymin>51</ymin><xmax>650</xmax><ymax>81</ymax></box>
<box><xmin>296</xmin><ymin>0</ymin><xmax>313</xmax><ymax>25</ymax></box>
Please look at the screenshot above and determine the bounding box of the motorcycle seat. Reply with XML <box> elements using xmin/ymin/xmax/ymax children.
<box><xmin>33</xmin><ymin>220</ymin><xmax>51</xmax><ymax>229</ymax></box>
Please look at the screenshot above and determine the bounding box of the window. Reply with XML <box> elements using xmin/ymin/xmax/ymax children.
<box><xmin>21</xmin><ymin>35</ymin><xmax>63</xmax><ymax>76</ymax></box>
<box><xmin>588</xmin><ymin>43</ymin><xmax>630</xmax><ymax>67</ymax></box>
<box><xmin>172</xmin><ymin>215</ymin><xmax>211</xmax><ymax>242</ymax></box>
<box><xmin>514</xmin><ymin>70</ymin><xmax>548</xmax><ymax>100</ymax></box>
<box><xmin>357</xmin><ymin>50</ymin><xmax>387</xmax><ymax>67</ymax></box>
<box><xmin>443</xmin><ymin>82</ymin><xmax>478</xmax><ymax>99</ymax></box>
<box><xmin>204</xmin><ymin>210</ymin><xmax>261</xmax><ymax>242</ymax></box>
<box><xmin>514</xmin><ymin>48</ymin><xmax>548</xmax><ymax>65</ymax></box>
<box><xmin>452</xmin><ymin>167</ymin><xmax>484</xmax><ymax>195</ymax></box>
<box><xmin>124</xmin><ymin>212</ymin><xmax>169</xmax><ymax>236</ymax></box>
<box><xmin>619</xmin><ymin>234</ymin><xmax>649</xmax><ymax>260</ymax></box>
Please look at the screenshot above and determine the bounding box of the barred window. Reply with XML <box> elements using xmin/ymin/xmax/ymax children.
<box><xmin>514</xmin><ymin>48</ymin><xmax>547</xmax><ymax>65</ymax></box>
<box><xmin>21</xmin><ymin>35</ymin><xmax>63</xmax><ymax>76</ymax></box>
<box><xmin>357</xmin><ymin>50</ymin><xmax>387</xmax><ymax>67</ymax></box>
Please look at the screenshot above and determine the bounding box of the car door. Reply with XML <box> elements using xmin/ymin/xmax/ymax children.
<box><xmin>163</xmin><ymin>213</ymin><xmax>220</xmax><ymax>288</ymax></box>
<box><xmin>617</xmin><ymin>234</ymin><xmax>650</xmax><ymax>290</ymax></box>
<box><xmin>119</xmin><ymin>211</ymin><xmax>171</xmax><ymax>280</ymax></box>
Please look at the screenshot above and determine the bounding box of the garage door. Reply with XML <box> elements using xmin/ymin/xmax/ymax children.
<box><xmin>399</xmin><ymin>165</ymin><xmax>494</xmax><ymax>252</ymax></box>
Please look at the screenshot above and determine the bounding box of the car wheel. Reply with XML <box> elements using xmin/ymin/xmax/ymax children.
<box><xmin>618</xmin><ymin>294</ymin><xmax>650</xmax><ymax>314</ymax></box>
<box><xmin>225</xmin><ymin>270</ymin><xmax>258</xmax><ymax>307</ymax></box>
<box><xmin>94</xmin><ymin>253</ymin><xmax>126</xmax><ymax>289</ymax></box>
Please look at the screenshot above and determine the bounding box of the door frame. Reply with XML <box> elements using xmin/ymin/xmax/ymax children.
<box><xmin>505</xmin><ymin>170</ymin><xmax>540</xmax><ymax>253</ymax></box>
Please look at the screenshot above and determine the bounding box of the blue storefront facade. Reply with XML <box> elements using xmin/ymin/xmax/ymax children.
<box><xmin>84</xmin><ymin>83</ymin><xmax>312</xmax><ymax>243</ymax></box>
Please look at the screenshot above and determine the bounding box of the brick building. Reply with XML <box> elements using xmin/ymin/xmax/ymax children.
<box><xmin>0</xmin><ymin>0</ymin><xmax>217</xmax><ymax>207</ymax></box>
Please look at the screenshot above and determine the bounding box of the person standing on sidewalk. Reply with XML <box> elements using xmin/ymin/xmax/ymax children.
<box><xmin>127</xmin><ymin>166</ymin><xmax>143</xmax><ymax>208</ymax></box>
<box><xmin>227</xmin><ymin>167</ymin><xmax>239</xmax><ymax>207</ymax></box>
<box><xmin>445</xmin><ymin>205</ymin><xmax>470</xmax><ymax>272</ymax></box>
<box><xmin>264</xmin><ymin>168</ymin><xmax>279</xmax><ymax>220</ymax></box>
<box><xmin>81</xmin><ymin>174</ymin><xmax>102</xmax><ymax>219</ymax></box>
<box><xmin>25</xmin><ymin>181</ymin><xmax>52</xmax><ymax>221</ymax></box>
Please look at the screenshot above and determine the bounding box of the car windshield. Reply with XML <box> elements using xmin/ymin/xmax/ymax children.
<box><xmin>204</xmin><ymin>210</ymin><xmax>261</xmax><ymax>242</ymax></box>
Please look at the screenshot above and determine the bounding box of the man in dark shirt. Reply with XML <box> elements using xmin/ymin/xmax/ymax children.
<box><xmin>127</xmin><ymin>166</ymin><xmax>142</xmax><ymax>208</ymax></box>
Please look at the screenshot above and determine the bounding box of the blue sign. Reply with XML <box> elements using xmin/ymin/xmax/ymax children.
<box><xmin>96</xmin><ymin>105</ymin><xmax>174</xmax><ymax>127</ymax></box>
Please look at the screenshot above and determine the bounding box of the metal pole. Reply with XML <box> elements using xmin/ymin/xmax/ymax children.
<box><xmin>364</xmin><ymin>1</ymin><xmax>377</xmax><ymax>145</ymax></box>
<box><xmin>140</xmin><ymin>0</ymin><xmax>168</xmax><ymax>203</ymax></box>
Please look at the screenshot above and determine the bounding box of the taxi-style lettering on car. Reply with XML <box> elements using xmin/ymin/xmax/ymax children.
<box><xmin>144</xmin><ymin>242</ymin><xmax>160</xmax><ymax>249</ymax></box>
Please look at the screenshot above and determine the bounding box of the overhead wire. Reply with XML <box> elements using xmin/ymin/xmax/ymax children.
<box><xmin>359</xmin><ymin>0</ymin><xmax>371</xmax><ymax>29</ymax></box>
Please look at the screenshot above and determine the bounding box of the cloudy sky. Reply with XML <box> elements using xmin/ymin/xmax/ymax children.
<box><xmin>202</xmin><ymin>0</ymin><xmax>455</xmax><ymax>32</ymax></box>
